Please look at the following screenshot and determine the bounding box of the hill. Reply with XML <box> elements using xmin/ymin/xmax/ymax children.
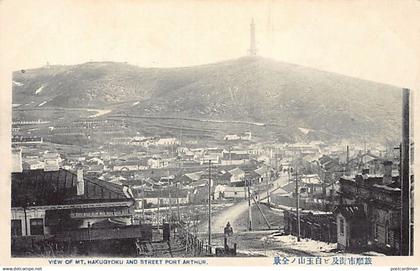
<box><xmin>12</xmin><ymin>57</ymin><xmax>402</xmax><ymax>143</ymax></box>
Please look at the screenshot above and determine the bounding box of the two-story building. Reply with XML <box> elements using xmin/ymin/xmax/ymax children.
<box><xmin>11</xmin><ymin>164</ymin><xmax>152</xmax><ymax>256</ymax></box>
<box><xmin>335</xmin><ymin>161</ymin><xmax>401</xmax><ymax>254</ymax></box>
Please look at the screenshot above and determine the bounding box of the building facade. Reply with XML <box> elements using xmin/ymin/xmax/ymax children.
<box><xmin>335</xmin><ymin>161</ymin><xmax>401</xmax><ymax>254</ymax></box>
<box><xmin>11</xmin><ymin>167</ymin><xmax>152</xmax><ymax>256</ymax></box>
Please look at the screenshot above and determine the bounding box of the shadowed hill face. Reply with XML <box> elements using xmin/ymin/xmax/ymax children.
<box><xmin>13</xmin><ymin>62</ymin><xmax>160</xmax><ymax>107</ymax></box>
<box><xmin>12</xmin><ymin>57</ymin><xmax>402</xmax><ymax>142</ymax></box>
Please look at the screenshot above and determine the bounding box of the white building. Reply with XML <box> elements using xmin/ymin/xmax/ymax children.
<box><xmin>147</xmin><ymin>157</ymin><xmax>173</xmax><ymax>169</ymax></box>
<box><xmin>12</xmin><ymin>149</ymin><xmax>23</xmax><ymax>173</ymax></box>
<box><xmin>224</xmin><ymin>134</ymin><xmax>241</xmax><ymax>141</ymax></box>
<box><xmin>156</xmin><ymin>138</ymin><xmax>179</xmax><ymax>146</ymax></box>
<box><xmin>223</xmin><ymin>186</ymin><xmax>247</xmax><ymax>199</ymax></box>
<box><xmin>43</xmin><ymin>152</ymin><xmax>61</xmax><ymax>172</ymax></box>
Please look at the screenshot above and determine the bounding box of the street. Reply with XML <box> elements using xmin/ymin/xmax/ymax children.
<box><xmin>198</xmin><ymin>172</ymin><xmax>290</xmax><ymax>233</ymax></box>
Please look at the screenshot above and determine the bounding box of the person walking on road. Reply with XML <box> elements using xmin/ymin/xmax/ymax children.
<box><xmin>224</xmin><ymin>222</ymin><xmax>233</xmax><ymax>237</ymax></box>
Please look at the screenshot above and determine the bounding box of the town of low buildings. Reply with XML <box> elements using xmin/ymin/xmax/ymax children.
<box><xmin>9</xmin><ymin>118</ymin><xmax>414</xmax><ymax>257</ymax></box>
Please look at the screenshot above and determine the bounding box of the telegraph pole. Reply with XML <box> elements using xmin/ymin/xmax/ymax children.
<box><xmin>248</xmin><ymin>180</ymin><xmax>252</xmax><ymax>231</ymax></box>
<box><xmin>157</xmin><ymin>187</ymin><xmax>160</xmax><ymax>230</ymax></box>
<box><xmin>295</xmin><ymin>166</ymin><xmax>301</xmax><ymax>242</ymax></box>
<box><xmin>401</xmin><ymin>88</ymin><xmax>411</xmax><ymax>255</ymax></box>
<box><xmin>168</xmin><ymin>171</ymin><xmax>172</xmax><ymax>222</ymax></box>
<box><xmin>208</xmin><ymin>160</ymin><xmax>212</xmax><ymax>251</ymax></box>
<box><xmin>229</xmin><ymin>145</ymin><xmax>232</xmax><ymax>165</ymax></box>
<box><xmin>168</xmin><ymin>183</ymin><xmax>172</xmax><ymax>221</ymax></box>
<box><xmin>345</xmin><ymin>145</ymin><xmax>350</xmax><ymax>176</ymax></box>
<box><xmin>142</xmin><ymin>179</ymin><xmax>145</xmax><ymax>221</ymax></box>
<box><xmin>266</xmin><ymin>171</ymin><xmax>271</xmax><ymax>204</ymax></box>
<box><xmin>176</xmin><ymin>182</ymin><xmax>180</xmax><ymax>221</ymax></box>
<box><xmin>275</xmin><ymin>151</ymin><xmax>278</xmax><ymax>171</ymax></box>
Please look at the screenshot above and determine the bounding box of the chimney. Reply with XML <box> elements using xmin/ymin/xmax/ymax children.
<box><xmin>362</xmin><ymin>168</ymin><xmax>369</xmax><ymax>180</ymax></box>
<box><xmin>12</xmin><ymin>148</ymin><xmax>23</xmax><ymax>173</ymax></box>
<box><xmin>383</xmin><ymin>160</ymin><xmax>393</xmax><ymax>185</ymax></box>
<box><xmin>76</xmin><ymin>167</ymin><xmax>84</xmax><ymax>196</ymax></box>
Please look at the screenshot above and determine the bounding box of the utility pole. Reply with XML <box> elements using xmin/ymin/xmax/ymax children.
<box><xmin>168</xmin><ymin>171</ymin><xmax>172</xmax><ymax>222</ymax></box>
<box><xmin>266</xmin><ymin>173</ymin><xmax>270</xmax><ymax>204</ymax></box>
<box><xmin>250</xmin><ymin>192</ymin><xmax>271</xmax><ymax>229</ymax></box>
<box><xmin>157</xmin><ymin>187</ymin><xmax>160</xmax><ymax>230</ymax></box>
<box><xmin>176</xmin><ymin>182</ymin><xmax>180</xmax><ymax>221</ymax></box>
<box><xmin>208</xmin><ymin>160</ymin><xmax>212</xmax><ymax>251</ymax></box>
<box><xmin>275</xmin><ymin>151</ymin><xmax>278</xmax><ymax>172</ymax></box>
<box><xmin>23</xmin><ymin>203</ymin><xmax>28</xmax><ymax>236</ymax></box>
<box><xmin>401</xmin><ymin>88</ymin><xmax>411</xmax><ymax>255</ymax></box>
<box><xmin>179</xmin><ymin>127</ymin><xmax>183</xmax><ymax>145</ymax></box>
<box><xmin>229</xmin><ymin>145</ymin><xmax>232</xmax><ymax>165</ymax></box>
<box><xmin>248</xmin><ymin>179</ymin><xmax>252</xmax><ymax>231</ymax></box>
<box><xmin>295</xmin><ymin>166</ymin><xmax>301</xmax><ymax>242</ymax></box>
<box><xmin>345</xmin><ymin>145</ymin><xmax>350</xmax><ymax>176</ymax></box>
<box><xmin>141</xmin><ymin>179</ymin><xmax>145</xmax><ymax>222</ymax></box>
<box><xmin>394</xmin><ymin>144</ymin><xmax>402</xmax><ymax>178</ymax></box>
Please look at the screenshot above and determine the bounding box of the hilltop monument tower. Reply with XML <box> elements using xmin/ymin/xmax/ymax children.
<box><xmin>248</xmin><ymin>19</ymin><xmax>257</xmax><ymax>56</ymax></box>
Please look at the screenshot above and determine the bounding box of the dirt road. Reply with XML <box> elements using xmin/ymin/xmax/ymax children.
<box><xmin>198</xmin><ymin>173</ymin><xmax>290</xmax><ymax>233</ymax></box>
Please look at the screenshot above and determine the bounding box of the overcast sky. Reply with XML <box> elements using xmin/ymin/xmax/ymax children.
<box><xmin>1</xmin><ymin>0</ymin><xmax>420</xmax><ymax>88</ymax></box>
<box><xmin>1</xmin><ymin>0</ymin><xmax>419</xmax><ymax>182</ymax></box>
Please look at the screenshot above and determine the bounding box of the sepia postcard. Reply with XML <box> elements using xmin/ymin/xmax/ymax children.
<box><xmin>0</xmin><ymin>0</ymin><xmax>419</xmax><ymax>270</ymax></box>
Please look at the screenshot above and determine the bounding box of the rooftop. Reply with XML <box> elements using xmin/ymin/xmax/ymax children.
<box><xmin>11</xmin><ymin>169</ymin><xmax>132</xmax><ymax>208</ymax></box>
<box><xmin>334</xmin><ymin>205</ymin><xmax>366</xmax><ymax>220</ymax></box>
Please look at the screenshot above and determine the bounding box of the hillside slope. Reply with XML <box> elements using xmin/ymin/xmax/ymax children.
<box><xmin>12</xmin><ymin>57</ymin><xmax>402</xmax><ymax>142</ymax></box>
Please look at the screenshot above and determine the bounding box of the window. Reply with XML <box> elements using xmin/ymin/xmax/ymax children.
<box><xmin>30</xmin><ymin>218</ymin><xmax>44</xmax><ymax>235</ymax></box>
<box><xmin>340</xmin><ymin>218</ymin><xmax>345</xmax><ymax>235</ymax></box>
<box><xmin>11</xmin><ymin>219</ymin><xmax>22</xmax><ymax>236</ymax></box>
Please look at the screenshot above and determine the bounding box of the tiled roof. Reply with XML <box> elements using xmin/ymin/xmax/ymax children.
<box><xmin>11</xmin><ymin>169</ymin><xmax>130</xmax><ymax>207</ymax></box>
<box><xmin>184</xmin><ymin>172</ymin><xmax>203</xmax><ymax>181</ymax></box>
<box><xmin>229</xmin><ymin>168</ymin><xmax>245</xmax><ymax>176</ymax></box>
<box><xmin>281</xmin><ymin>182</ymin><xmax>296</xmax><ymax>194</ymax></box>
<box><xmin>335</xmin><ymin>205</ymin><xmax>366</xmax><ymax>220</ymax></box>
<box><xmin>136</xmin><ymin>189</ymin><xmax>190</xmax><ymax>198</ymax></box>
<box><xmin>301</xmin><ymin>174</ymin><xmax>322</xmax><ymax>185</ymax></box>
<box><xmin>339</xmin><ymin>175</ymin><xmax>400</xmax><ymax>192</ymax></box>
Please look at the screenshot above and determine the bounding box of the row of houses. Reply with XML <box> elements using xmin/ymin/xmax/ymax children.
<box><xmin>12</xmin><ymin>136</ymin><xmax>44</xmax><ymax>145</ymax></box>
<box><xmin>177</xmin><ymin>147</ymin><xmax>251</xmax><ymax>166</ymax></box>
<box><xmin>223</xmin><ymin>132</ymin><xmax>252</xmax><ymax>141</ymax></box>
<box><xmin>118</xmin><ymin>163</ymin><xmax>275</xmax><ymax>208</ymax></box>
<box><xmin>283</xmin><ymin>160</ymin><xmax>411</xmax><ymax>255</ymax></box>
<box><xmin>110</xmin><ymin>136</ymin><xmax>179</xmax><ymax>147</ymax></box>
<box><xmin>12</xmin><ymin>119</ymin><xmax>50</xmax><ymax>125</ymax></box>
<box><xmin>60</xmin><ymin>145</ymin><xmax>250</xmax><ymax>174</ymax></box>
